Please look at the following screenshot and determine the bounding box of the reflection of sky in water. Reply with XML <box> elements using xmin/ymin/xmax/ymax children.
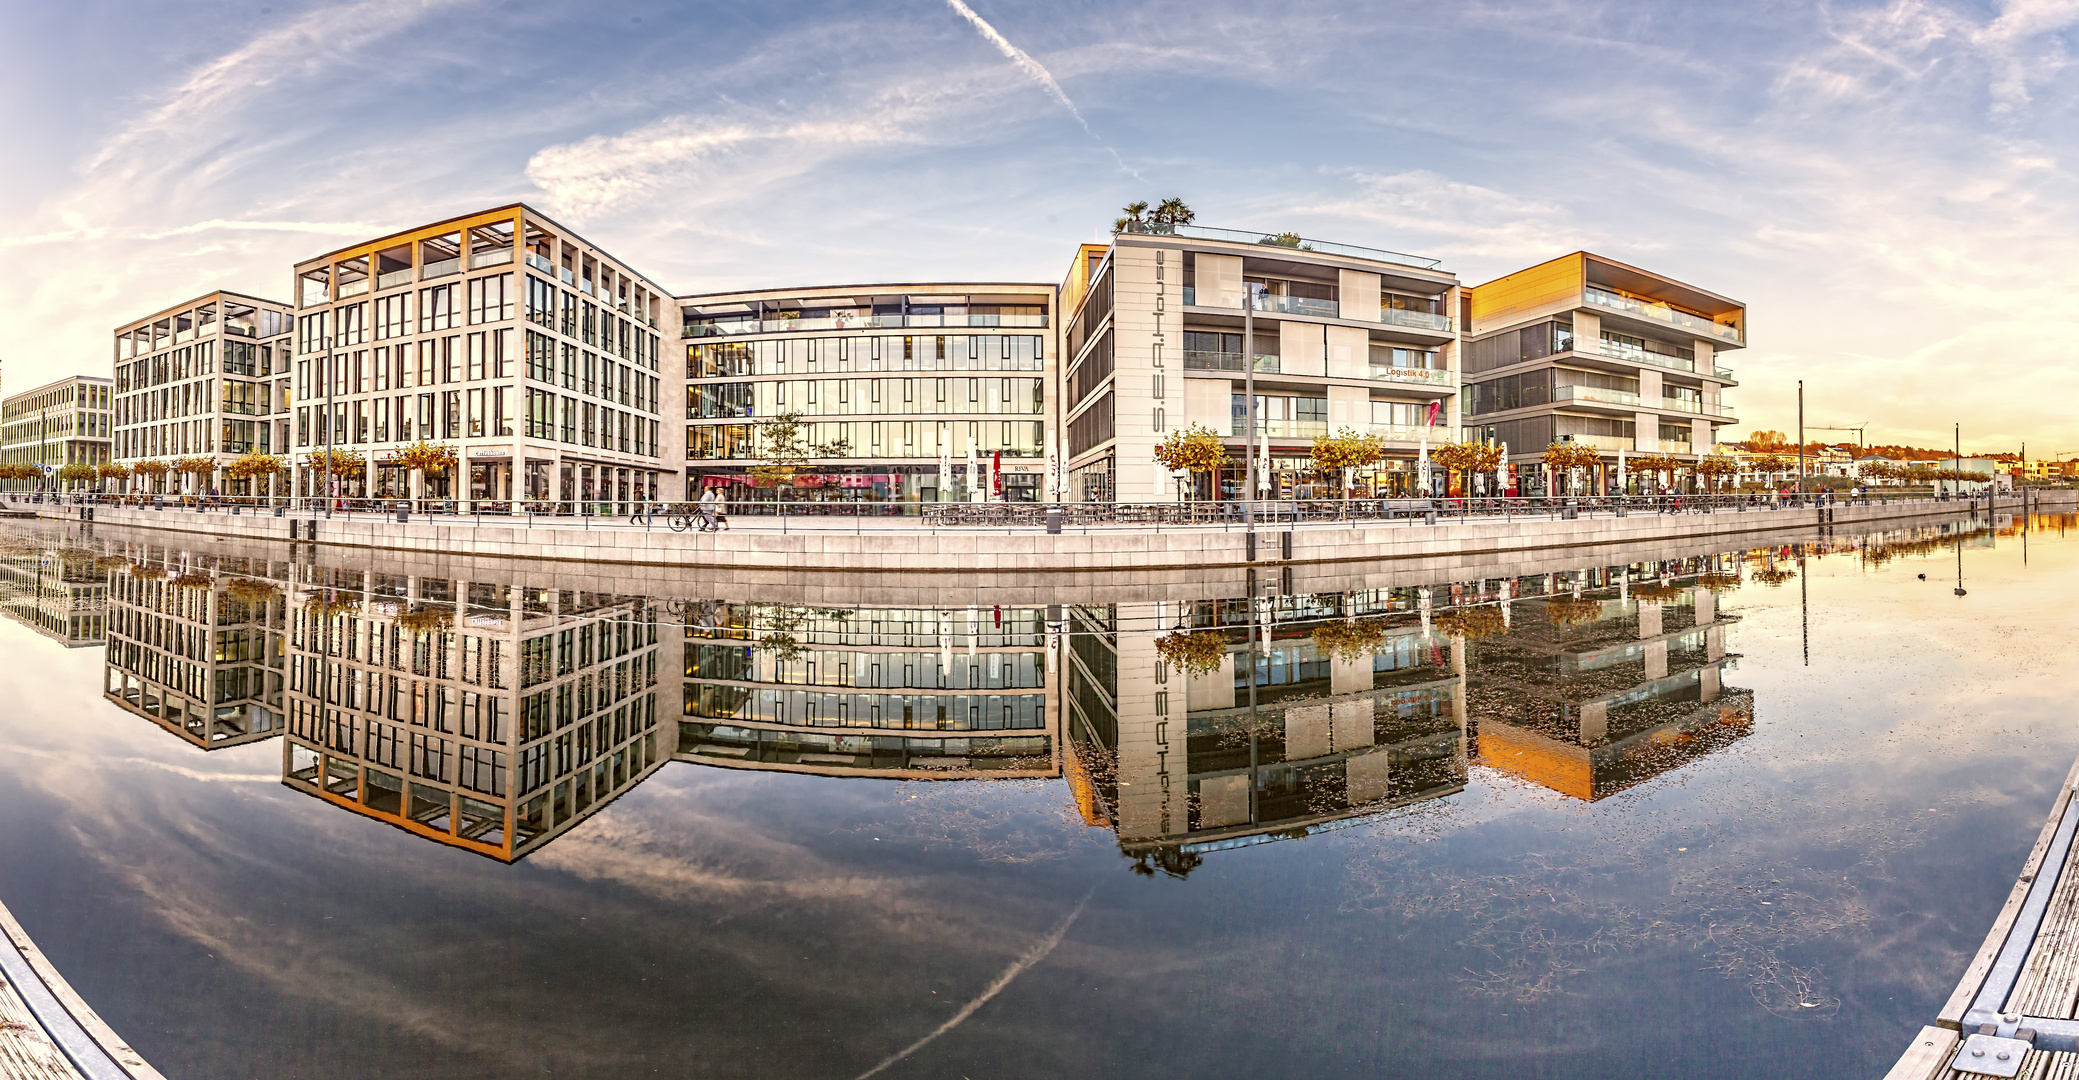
<box><xmin>0</xmin><ymin>518</ymin><xmax>2073</xmax><ymax>1078</ymax></box>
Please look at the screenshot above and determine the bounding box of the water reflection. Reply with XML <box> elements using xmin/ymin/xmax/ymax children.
<box><xmin>32</xmin><ymin>512</ymin><xmax>2042</xmax><ymax>871</ymax></box>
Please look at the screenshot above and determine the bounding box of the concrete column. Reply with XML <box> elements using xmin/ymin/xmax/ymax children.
<box><xmin>1332</xmin><ymin>699</ymin><xmax>1372</xmax><ymax>752</ymax></box>
<box><xmin>1637</xmin><ymin>600</ymin><xmax>1662</xmax><ymax>639</ymax></box>
<box><xmin>1346</xmin><ymin>749</ymin><xmax>1391</xmax><ymax>804</ymax></box>
<box><xmin>1644</xmin><ymin>639</ymin><xmax>1668</xmax><ymax>680</ymax></box>
<box><xmin>1285</xmin><ymin>703</ymin><xmax>1331</xmax><ymax>761</ymax></box>
<box><xmin>1578</xmin><ymin>700</ymin><xmax>1608</xmax><ymax>745</ymax></box>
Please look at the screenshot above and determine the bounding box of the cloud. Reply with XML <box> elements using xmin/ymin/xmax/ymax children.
<box><xmin>942</xmin><ymin>0</ymin><xmax>1090</xmax><ymax>131</ymax></box>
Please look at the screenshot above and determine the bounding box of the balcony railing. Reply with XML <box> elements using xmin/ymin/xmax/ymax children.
<box><xmin>1118</xmin><ymin>221</ymin><xmax>1443</xmax><ymax>270</ymax></box>
<box><xmin>423</xmin><ymin>257</ymin><xmax>461</xmax><ymax>280</ymax></box>
<box><xmin>376</xmin><ymin>268</ymin><xmax>414</xmax><ymax>291</ymax></box>
<box><xmin>1184</xmin><ymin>350</ymin><xmax>1281</xmax><ymax>373</ymax></box>
<box><xmin>1184</xmin><ymin>287</ymin><xmax>1453</xmax><ymax>332</ymax></box>
<box><xmin>1658</xmin><ymin>440</ymin><xmax>1694</xmax><ymax>454</ymax></box>
<box><xmin>684</xmin><ymin>313</ymin><xmax>1051</xmax><ymax>338</ymax></box>
<box><xmin>337</xmin><ymin>279</ymin><xmax>369</xmax><ymax>298</ymax></box>
<box><xmin>1368</xmin><ymin>424</ymin><xmax>1446</xmax><ymax>442</ymax></box>
<box><xmin>1714</xmin><ymin>367</ymin><xmax>1735</xmax><ymax>379</ymax></box>
<box><xmin>1582</xmin><ymin>337</ymin><xmax>1697</xmax><ymax>373</ymax></box>
<box><xmin>1232</xmin><ymin>418</ymin><xmax>1329</xmax><ymax>439</ymax></box>
<box><xmin>524</xmin><ymin>252</ymin><xmax>555</xmax><ymax>276</ymax></box>
<box><xmin>1586</xmin><ymin>286</ymin><xmax>1742</xmax><ymax>345</ymax></box>
<box><xmin>471</xmin><ymin>247</ymin><xmax>513</xmax><ymax>270</ymax></box>
<box><xmin>1378</xmin><ymin>307</ymin><xmax>1453</xmax><ymax>332</ymax></box>
<box><xmin>1555</xmin><ymin>434</ymin><xmax>1635</xmax><ymax>452</ymax></box>
<box><xmin>1554</xmin><ymin>385</ymin><xmax>1641</xmax><ymax>408</ymax></box>
<box><xmin>1366</xmin><ymin>365</ymin><xmax>1451</xmax><ymax>387</ymax></box>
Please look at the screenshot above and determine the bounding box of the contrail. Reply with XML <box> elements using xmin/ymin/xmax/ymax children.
<box><xmin>853</xmin><ymin>888</ymin><xmax>1094</xmax><ymax>1080</ymax></box>
<box><xmin>944</xmin><ymin>0</ymin><xmax>1090</xmax><ymax>132</ymax></box>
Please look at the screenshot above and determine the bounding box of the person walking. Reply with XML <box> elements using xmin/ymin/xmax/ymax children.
<box><xmin>697</xmin><ymin>486</ymin><xmax>719</xmax><ymax>532</ymax></box>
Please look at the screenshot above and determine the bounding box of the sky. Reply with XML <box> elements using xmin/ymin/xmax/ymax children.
<box><xmin>0</xmin><ymin>0</ymin><xmax>2075</xmax><ymax>454</ymax></box>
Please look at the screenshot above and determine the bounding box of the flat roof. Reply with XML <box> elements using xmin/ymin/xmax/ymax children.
<box><xmin>677</xmin><ymin>281</ymin><xmax>1057</xmax><ymax>304</ymax></box>
<box><xmin>293</xmin><ymin>202</ymin><xmax>675</xmax><ymax>298</ymax></box>
<box><xmin>113</xmin><ymin>290</ymin><xmax>291</xmax><ymax>335</ymax></box>
<box><xmin>3</xmin><ymin>374</ymin><xmax>114</xmax><ymax>405</ymax></box>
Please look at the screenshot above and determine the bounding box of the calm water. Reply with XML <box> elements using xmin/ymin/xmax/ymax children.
<box><xmin>0</xmin><ymin>514</ymin><xmax>2074</xmax><ymax>1079</ymax></box>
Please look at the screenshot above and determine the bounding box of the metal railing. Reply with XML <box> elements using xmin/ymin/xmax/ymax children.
<box><xmin>1117</xmin><ymin>221</ymin><xmax>1444</xmax><ymax>270</ymax></box>
<box><xmin>1586</xmin><ymin>286</ymin><xmax>1743</xmax><ymax>345</ymax></box>
<box><xmin>13</xmin><ymin>488</ymin><xmax>2026</xmax><ymax>536</ymax></box>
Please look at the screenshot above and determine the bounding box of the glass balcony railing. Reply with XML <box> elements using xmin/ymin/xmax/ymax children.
<box><xmin>1184</xmin><ymin>350</ymin><xmax>1281</xmax><ymax>373</ymax></box>
<box><xmin>1714</xmin><ymin>367</ymin><xmax>1735</xmax><ymax>379</ymax></box>
<box><xmin>1554</xmin><ymin>385</ymin><xmax>1641</xmax><ymax>408</ymax></box>
<box><xmin>1118</xmin><ymin>221</ymin><xmax>1444</xmax><ymax>270</ymax></box>
<box><xmin>1366</xmin><ymin>365</ymin><xmax>1451</xmax><ymax>387</ymax></box>
<box><xmin>683</xmin><ymin>313</ymin><xmax>1051</xmax><ymax>338</ymax></box>
<box><xmin>1250</xmin><ymin>293</ymin><xmax>1340</xmax><ymax>318</ymax></box>
<box><xmin>376</xmin><ymin>268</ymin><xmax>413</xmax><ymax>291</ymax></box>
<box><xmin>524</xmin><ymin>252</ymin><xmax>555</xmax><ymax>275</ymax></box>
<box><xmin>579</xmin><ymin>279</ymin><xmax>595</xmax><ymax>296</ymax></box>
<box><xmin>422</xmin><ymin>257</ymin><xmax>461</xmax><ymax>280</ymax></box>
<box><xmin>1658</xmin><ymin>440</ymin><xmax>1695</xmax><ymax>454</ymax></box>
<box><xmin>1582</xmin><ymin>337</ymin><xmax>1697</xmax><ymax>373</ymax></box>
<box><xmin>1378</xmin><ymin>307</ymin><xmax>1452</xmax><ymax>332</ymax></box>
<box><xmin>1232</xmin><ymin>418</ymin><xmax>1329</xmax><ymax>439</ymax></box>
<box><xmin>1182</xmin><ymin>286</ymin><xmax>1196</xmax><ymax>305</ymax></box>
<box><xmin>337</xmin><ymin>279</ymin><xmax>369</xmax><ymax>298</ymax></box>
<box><xmin>1586</xmin><ymin>286</ymin><xmax>1742</xmax><ymax>345</ymax></box>
<box><xmin>558</xmin><ymin>266</ymin><xmax>575</xmax><ymax>286</ymax></box>
<box><xmin>469</xmin><ymin>247</ymin><xmax>513</xmax><ymax>270</ymax></box>
<box><xmin>1555</xmin><ymin>434</ymin><xmax>1634</xmax><ymax>452</ymax></box>
<box><xmin>1368</xmin><ymin>424</ymin><xmax>1446</xmax><ymax>442</ymax></box>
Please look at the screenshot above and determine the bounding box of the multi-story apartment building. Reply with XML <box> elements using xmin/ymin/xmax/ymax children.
<box><xmin>1064</xmin><ymin>592</ymin><xmax>1467</xmax><ymax>870</ymax></box>
<box><xmin>677</xmin><ymin>600</ymin><xmax>1060</xmax><ymax>777</ymax></box>
<box><xmin>1</xmin><ymin>375</ymin><xmax>115</xmax><ymax>492</ymax></box>
<box><xmin>0</xmin><ymin>537</ymin><xmax>110</xmax><ymax>647</ymax></box>
<box><xmin>289</xmin><ymin>204</ymin><xmax>676</xmax><ymax>509</ymax></box>
<box><xmin>1461</xmin><ymin>253</ymin><xmax>1744</xmax><ymax>494</ymax></box>
<box><xmin>1461</xmin><ymin>560</ymin><xmax>1751</xmax><ymax>801</ymax></box>
<box><xmin>111</xmin><ymin>292</ymin><xmax>294</xmax><ymax>498</ymax></box>
<box><xmin>1059</xmin><ymin>224</ymin><xmax>1462</xmax><ymax>502</ymax></box>
<box><xmin>279</xmin><ymin>573</ymin><xmax>666</xmax><ymax>861</ymax></box>
<box><xmin>102</xmin><ymin>555</ymin><xmax>287</xmax><ymax>750</ymax></box>
<box><xmin>678</xmin><ymin>283</ymin><xmax>1056</xmax><ymax>504</ymax></box>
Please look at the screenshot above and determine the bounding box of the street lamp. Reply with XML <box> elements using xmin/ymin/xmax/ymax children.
<box><xmin>1243</xmin><ymin>280</ymin><xmax>1263</xmax><ymax>530</ymax></box>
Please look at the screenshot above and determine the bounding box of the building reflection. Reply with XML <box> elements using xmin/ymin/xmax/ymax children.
<box><xmin>102</xmin><ymin>554</ymin><xmax>287</xmax><ymax>750</ymax></box>
<box><xmin>1463</xmin><ymin>556</ymin><xmax>1753</xmax><ymax>802</ymax></box>
<box><xmin>0</xmin><ymin>538</ymin><xmax>110</xmax><ymax>648</ymax></box>
<box><xmin>676</xmin><ymin>601</ymin><xmax>1060</xmax><ymax>779</ymax></box>
<box><xmin>278</xmin><ymin>573</ymin><xmax>667</xmax><ymax>862</ymax></box>
<box><xmin>1066</xmin><ymin>591</ymin><xmax>1468</xmax><ymax>875</ymax></box>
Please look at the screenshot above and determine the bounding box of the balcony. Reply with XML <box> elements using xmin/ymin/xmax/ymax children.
<box><xmin>1119</xmin><ymin>220</ymin><xmax>1443</xmax><ymax>270</ymax></box>
<box><xmin>524</xmin><ymin>252</ymin><xmax>555</xmax><ymax>276</ymax></box>
<box><xmin>1369</xmin><ymin>424</ymin><xmax>1446</xmax><ymax>442</ymax></box>
<box><xmin>470</xmin><ymin>247</ymin><xmax>513</xmax><ymax>270</ymax></box>
<box><xmin>1554</xmin><ymin>434</ymin><xmax>1634</xmax><ymax>452</ymax></box>
<box><xmin>1232</xmin><ymin>418</ymin><xmax>1329</xmax><ymax>439</ymax></box>
<box><xmin>1378</xmin><ymin>307</ymin><xmax>1452</xmax><ymax>332</ymax></box>
<box><xmin>1658</xmin><ymin>440</ymin><xmax>1694</xmax><ymax>454</ymax></box>
<box><xmin>579</xmin><ymin>279</ymin><xmax>595</xmax><ymax>296</ymax></box>
<box><xmin>1554</xmin><ymin>385</ymin><xmax>1642</xmax><ymax>408</ymax></box>
<box><xmin>1586</xmin><ymin>286</ymin><xmax>1742</xmax><ymax>346</ymax></box>
<box><xmin>1366</xmin><ymin>365</ymin><xmax>1451</xmax><ymax>388</ymax></box>
<box><xmin>1714</xmin><ymin>367</ymin><xmax>1734</xmax><ymax>379</ymax></box>
<box><xmin>1185</xmin><ymin>350</ymin><xmax>1281</xmax><ymax>374</ymax></box>
<box><xmin>423</xmin><ymin>257</ymin><xmax>461</xmax><ymax>280</ymax></box>
<box><xmin>682</xmin><ymin>313</ymin><xmax>1051</xmax><ymax>338</ymax></box>
<box><xmin>1582</xmin><ymin>336</ymin><xmax>1697</xmax><ymax>373</ymax></box>
<box><xmin>1251</xmin><ymin>293</ymin><xmax>1340</xmax><ymax>318</ymax></box>
<box><xmin>337</xmin><ymin>280</ymin><xmax>369</xmax><ymax>298</ymax></box>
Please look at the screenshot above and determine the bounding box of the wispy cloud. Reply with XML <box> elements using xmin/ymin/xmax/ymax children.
<box><xmin>940</xmin><ymin>0</ymin><xmax>1140</xmax><ymax>177</ymax></box>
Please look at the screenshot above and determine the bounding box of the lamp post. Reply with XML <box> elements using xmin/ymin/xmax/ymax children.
<box><xmin>1795</xmin><ymin>380</ymin><xmax>1804</xmax><ymax>502</ymax></box>
<box><xmin>1243</xmin><ymin>281</ymin><xmax>1263</xmax><ymax>530</ymax></box>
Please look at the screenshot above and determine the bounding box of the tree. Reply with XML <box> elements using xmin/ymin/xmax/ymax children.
<box><xmin>1433</xmin><ymin>441</ymin><xmax>1504</xmax><ymax>496</ymax></box>
<box><xmin>57</xmin><ymin>462</ymin><xmax>96</xmax><ymax>487</ymax></box>
<box><xmin>1150</xmin><ymin>197</ymin><xmax>1195</xmax><ymax>231</ymax></box>
<box><xmin>1694</xmin><ymin>455</ymin><xmax>1739</xmax><ymax>491</ymax></box>
<box><xmin>1261</xmin><ymin>231</ymin><xmax>1308</xmax><ymax>249</ymax></box>
<box><xmin>1113</xmin><ymin>200</ymin><xmax>1151</xmax><ymax>234</ymax></box>
<box><xmin>1308</xmin><ymin>428</ymin><xmax>1385</xmax><ymax>499</ymax></box>
<box><xmin>1745</xmin><ymin>430</ymin><xmax>1791</xmax><ymax>451</ymax></box>
<box><xmin>97</xmin><ymin>462</ymin><xmax>131</xmax><ymax>483</ymax></box>
<box><xmin>1541</xmin><ymin>442</ymin><xmax>1599</xmax><ymax>494</ymax></box>
<box><xmin>226</xmin><ymin>453</ymin><xmax>287</xmax><ymax>481</ymax></box>
<box><xmin>393</xmin><ymin>440</ymin><xmax>457</xmax><ymax>477</ymax></box>
<box><xmin>1750</xmin><ymin>453</ymin><xmax>1792</xmax><ymax>482</ymax></box>
<box><xmin>1154</xmin><ymin>423</ymin><xmax>1231</xmax><ymax>500</ymax></box>
<box><xmin>749</xmin><ymin>411</ymin><xmax>845</xmax><ymax>496</ymax></box>
<box><xmin>305</xmin><ymin>449</ymin><xmax>366</xmax><ymax>482</ymax></box>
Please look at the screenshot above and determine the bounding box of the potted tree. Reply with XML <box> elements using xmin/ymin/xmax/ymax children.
<box><xmin>1153</xmin><ymin>423</ymin><xmax>1231</xmax><ymax>514</ymax></box>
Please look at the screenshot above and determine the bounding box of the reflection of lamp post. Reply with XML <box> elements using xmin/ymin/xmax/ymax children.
<box><xmin>1243</xmin><ymin>281</ymin><xmax>1263</xmax><ymax>530</ymax></box>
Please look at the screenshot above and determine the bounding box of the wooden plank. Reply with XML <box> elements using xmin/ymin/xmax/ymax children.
<box><xmin>1883</xmin><ymin>1026</ymin><xmax>1957</xmax><ymax>1080</ymax></box>
<box><xmin>2010</xmin><ymin>854</ymin><xmax>2079</xmax><ymax>1017</ymax></box>
<box><xmin>0</xmin><ymin>976</ymin><xmax>84</xmax><ymax>1080</ymax></box>
<box><xmin>0</xmin><ymin>899</ymin><xmax>164</xmax><ymax>1080</ymax></box>
<box><xmin>1939</xmin><ymin>754</ymin><xmax>2079</xmax><ymax>1027</ymax></box>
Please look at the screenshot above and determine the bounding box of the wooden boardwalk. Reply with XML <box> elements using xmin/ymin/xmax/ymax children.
<box><xmin>0</xmin><ymin>898</ymin><xmax>162</xmax><ymax>1080</ymax></box>
<box><xmin>1889</xmin><ymin>756</ymin><xmax>2079</xmax><ymax>1079</ymax></box>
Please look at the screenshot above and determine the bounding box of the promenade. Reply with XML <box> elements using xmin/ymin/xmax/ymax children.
<box><xmin>17</xmin><ymin>491</ymin><xmax>2069</xmax><ymax>575</ymax></box>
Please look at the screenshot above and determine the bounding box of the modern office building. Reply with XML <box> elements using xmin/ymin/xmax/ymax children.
<box><xmin>678</xmin><ymin>283</ymin><xmax>1056</xmax><ymax>504</ymax></box>
<box><xmin>1059</xmin><ymin>224</ymin><xmax>1463</xmax><ymax>503</ymax></box>
<box><xmin>0</xmin><ymin>537</ymin><xmax>110</xmax><ymax>647</ymax></box>
<box><xmin>103</xmin><ymin>555</ymin><xmax>287</xmax><ymax>750</ymax></box>
<box><xmin>677</xmin><ymin>600</ymin><xmax>1060</xmax><ymax>778</ymax></box>
<box><xmin>1</xmin><ymin>375</ymin><xmax>115</xmax><ymax>492</ymax></box>
<box><xmin>288</xmin><ymin>204</ymin><xmax>677</xmax><ymax>509</ymax></box>
<box><xmin>1461</xmin><ymin>253</ymin><xmax>1744</xmax><ymax>494</ymax></box>
<box><xmin>279</xmin><ymin>572</ymin><xmax>666</xmax><ymax>861</ymax></box>
<box><xmin>111</xmin><ymin>291</ymin><xmax>294</xmax><ymax>498</ymax></box>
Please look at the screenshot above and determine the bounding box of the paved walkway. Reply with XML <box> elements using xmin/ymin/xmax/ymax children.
<box><xmin>0</xmin><ymin>899</ymin><xmax>161</xmax><ymax>1080</ymax></box>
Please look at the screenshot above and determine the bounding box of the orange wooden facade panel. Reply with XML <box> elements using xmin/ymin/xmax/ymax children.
<box><xmin>1466</xmin><ymin>252</ymin><xmax>1584</xmax><ymax>331</ymax></box>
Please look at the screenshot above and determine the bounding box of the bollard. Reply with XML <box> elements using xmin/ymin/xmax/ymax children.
<box><xmin>274</xmin><ymin>505</ymin><xmax>285</xmax><ymax>518</ymax></box>
<box><xmin>288</xmin><ymin>520</ymin><xmax>299</xmax><ymax>540</ymax></box>
<box><xmin>1281</xmin><ymin>530</ymin><xmax>1293</xmax><ymax>560</ymax></box>
<box><xmin>1246</xmin><ymin>531</ymin><xmax>1257</xmax><ymax>560</ymax></box>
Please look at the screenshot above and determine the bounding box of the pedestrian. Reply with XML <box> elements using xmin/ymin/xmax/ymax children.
<box><xmin>714</xmin><ymin>487</ymin><xmax>730</xmax><ymax>531</ymax></box>
<box><xmin>697</xmin><ymin>486</ymin><xmax>718</xmax><ymax>531</ymax></box>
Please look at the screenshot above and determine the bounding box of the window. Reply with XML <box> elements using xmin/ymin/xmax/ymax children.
<box><xmin>420</xmin><ymin>283</ymin><xmax>460</xmax><ymax>333</ymax></box>
<box><xmin>467</xmin><ymin>273</ymin><xmax>513</xmax><ymax>324</ymax></box>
